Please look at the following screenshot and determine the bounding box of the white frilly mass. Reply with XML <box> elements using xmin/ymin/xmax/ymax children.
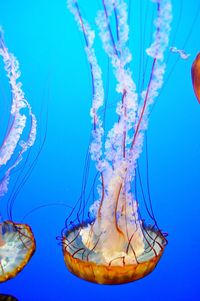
<box><xmin>0</xmin><ymin>28</ymin><xmax>37</xmax><ymax>197</ymax></box>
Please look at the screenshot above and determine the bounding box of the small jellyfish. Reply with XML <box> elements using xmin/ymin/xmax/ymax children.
<box><xmin>0</xmin><ymin>28</ymin><xmax>36</xmax><ymax>282</ymax></box>
<box><xmin>62</xmin><ymin>0</ymin><xmax>171</xmax><ymax>284</ymax></box>
<box><xmin>191</xmin><ymin>52</ymin><xmax>200</xmax><ymax>103</ymax></box>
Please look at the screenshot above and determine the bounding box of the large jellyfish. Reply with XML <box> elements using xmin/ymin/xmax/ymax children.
<box><xmin>62</xmin><ymin>0</ymin><xmax>172</xmax><ymax>284</ymax></box>
<box><xmin>0</xmin><ymin>28</ymin><xmax>37</xmax><ymax>282</ymax></box>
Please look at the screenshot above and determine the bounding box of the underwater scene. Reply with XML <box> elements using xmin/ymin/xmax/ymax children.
<box><xmin>0</xmin><ymin>0</ymin><xmax>200</xmax><ymax>300</ymax></box>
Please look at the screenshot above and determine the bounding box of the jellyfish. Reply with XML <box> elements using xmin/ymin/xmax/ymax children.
<box><xmin>191</xmin><ymin>52</ymin><xmax>200</xmax><ymax>103</ymax></box>
<box><xmin>0</xmin><ymin>28</ymin><xmax>37</xmax><ymax>282</ymax></box>
<box><xmin>61</xmin><ymin>0</ymin><xmax>172</xmax><ymax>284</ymax></box>
<box><xmin>0</xmin><ymin>294</ymin><xmax>18</xmax><ymax>301</ymax></box>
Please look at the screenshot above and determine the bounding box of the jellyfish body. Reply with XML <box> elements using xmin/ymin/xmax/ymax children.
<box><xmin>191</xmin><ymin>52</ymin><xmax>200</xmax><ymax>103</ymax></box>
<box><xmin>0</xmin><ymin>28</ymin><xmax>37</xmax><ymax>282</ymax></box>
<box><xmin>63</xmin><ymin>0</ymin><xmax>172</xmax><ymax>284</ymax></box>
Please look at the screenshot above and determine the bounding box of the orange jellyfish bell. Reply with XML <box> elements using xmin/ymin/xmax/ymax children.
<box><xmin>191</xmin><ymin>52</ymin><xmax>200</xmax><ymax>103</ymax></box>
<box><xmin>62</xmin><ymin>223</ymin><xmax>166</xmax><ymax>284</ymax></box>
<box><xmin>0</xmin><ymin>221</ymin><xmax>35</xmax><ymax>282</ymax></box>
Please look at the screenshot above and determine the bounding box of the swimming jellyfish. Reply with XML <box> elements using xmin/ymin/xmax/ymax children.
<box><xmin>62</xmin><ymin>0</ymin><xmax>172</xmax><ymax>284</ymax></box>
<box><xmin>0</xmin><ymin>28</ymin><xmax>37</xmax><ymax>282</ymax></box>
<box><xmin>191</xmin><ymin>52</ymin><xmax>200</xmax><ymax>103</ymax></box>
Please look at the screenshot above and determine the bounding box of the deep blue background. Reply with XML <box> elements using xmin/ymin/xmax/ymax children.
<box><xmin>0</xmin><ymin>1</ymin><xmax>200</xmax><ymax>300</ymax></box>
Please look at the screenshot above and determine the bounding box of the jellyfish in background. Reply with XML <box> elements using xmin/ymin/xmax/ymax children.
<box><xmin>0</xmin><ymin>28</ymin><xmax>37</xmax><ymax>282</ymax></box>
<box><xmin>0</xmin><ymin>294</ymin><xmax>18</xmax><ymax>301</ymax></box>
<box><xmin>62</xmin><ymin>0</ymin><xmax>172</xmax><ymax>284</ymax></box>
<box><xmin>191</xmin><ymin>52</ymin><xmax>200</xmax><ymax>103</ymax></box>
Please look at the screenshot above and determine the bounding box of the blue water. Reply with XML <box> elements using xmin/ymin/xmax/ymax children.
<box><xmin>0</xmin><ymin>0</ymin><xmax>200</xmax><ymax>300</ymax></box>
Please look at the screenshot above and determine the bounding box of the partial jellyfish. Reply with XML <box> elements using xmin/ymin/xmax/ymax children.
<box><xmin>191</xmin><ymin>52</ymin><xmax>200</xmax><ymax>103</ymax></box>
<box><xmin>61</xmin><ymin>0</ymin><xmax>172</xmax><ymax>285</ymax></box>
<box><xmin>0</xmin><ymin>28</ymin><xmax>37</xmax><ymax>282</ymax></box>
<box><xmin>0</xmin><ymin>294</ymin><xmax>18</xmax><ymax>301</ymax></box>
